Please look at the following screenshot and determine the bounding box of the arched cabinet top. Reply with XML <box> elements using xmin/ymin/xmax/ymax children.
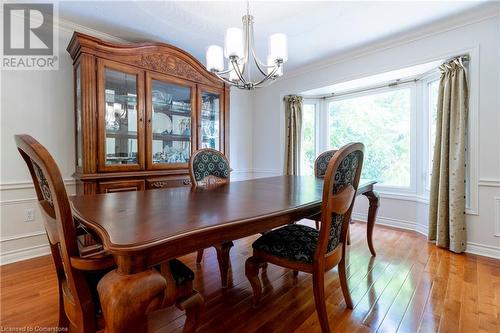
<box><xmin>67</xmin><ymin>32</ymin><xmax>224</xmax><ymax>88</ymax></box>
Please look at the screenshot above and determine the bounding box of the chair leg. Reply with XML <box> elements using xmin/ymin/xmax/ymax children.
<box><xmin>315</xmin><ymin>219</ymin><xmax>320</xmax><ymax>230</ymax></box>
<box><xmin>293</xmin><ymin>270</ymin><xmax>299</xmax><ymax>277</ymax></box>
<box><xmin>56</xmin><ymin>279</ymin><xmax>70</xmax><ymax>330</ymax></box>
<box><xmin>245</xmin><ymin>256</ymin><xmax>265</xmax><ymax>307</ymax></box>
<box><xmin>214</xmin><ymin>241</ymin><xmax>233</xmax><ymax>288</ymax></box>
<box><xmin>196</xmin><ymin>249</ymin><xmax>204</xmax><ymax>264</ymax></box>
<box><xmin>312</xmin><ymin>271</ymin><xmax>330</xmax><ymax>333</ymax></box>
<box><xmin>338</xmin><ymin>257</ymin><xmax>353</xmax><ymax>309</ymax></box>
<box><xmin>177</xmin><ymin>292</ymin><xmax>204</xmax><ymax>333</ymax></box>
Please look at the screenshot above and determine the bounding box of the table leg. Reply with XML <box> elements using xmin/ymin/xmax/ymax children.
<box><xmin>97</xmin><ymin>268</ymin><xmax>166</xmax><ymax>333</ymax></box>
<box><xmin>215</xmin><ymin>241</ymin><xmax>233</xmax><ymax>288</ymax></box>
<box><xmin>363</xmin><ymin>190</ymin><xmax>380</xmax><ymax>256</ymax></box>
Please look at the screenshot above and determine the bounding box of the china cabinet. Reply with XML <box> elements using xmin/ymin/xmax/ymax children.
<box><xmin>67</xmin><ymin>32</ymin><xmax>229</xmax><ymax>194</ymax></box>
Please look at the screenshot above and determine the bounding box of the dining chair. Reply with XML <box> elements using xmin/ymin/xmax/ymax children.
<box><xmin>189</xmin><ymin>148</ymin><xmax>234</xmax><ymax>288</ymax></box>
<box><xmin>245</xmin><ymin>142</ymin><xmax>364</xmax><ymax>333</ymax></box>
<box><xmin>15</xmin><ymin>134</ymin><xmax>204</xmax><ymax>333</ymax></box>
<box><xmin>312</xmin><ymin>150</ymin><xmax>338</xmax><ymax>229</ymax></box>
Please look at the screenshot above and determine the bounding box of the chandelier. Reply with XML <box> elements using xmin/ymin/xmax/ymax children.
<box><xmin>205</xmin><ymin>1</ymin><xmax>288</xmax><ymax>90</ymax></box>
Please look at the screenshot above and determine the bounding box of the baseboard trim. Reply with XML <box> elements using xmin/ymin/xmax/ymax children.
<box><xmin>415</xmin><ymin>223</ymin><xmax>429</xmax><ymax>237</ymax></box>
<box><xmin>466</xmin><ymin>242</ymin><xmax>500</xmax><ymax>260</ymax></box>
<box><xmin>351</xmin><ymin>212</ymin><xmax>417</xmax><ymax>232</ymax></box>
<box><xmin>0</xmin><ymin>243</ymin><xmax>50</xmax><ymax>265</ymax></box>
<box><xmin>352</xmin><ymin>212</ymin><xmax>500</xmax><ymax>260</ymax></box>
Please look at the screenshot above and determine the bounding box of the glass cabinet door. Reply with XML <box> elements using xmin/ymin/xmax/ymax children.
<box><xmin>147</xmin><ymin>75</ymin><xmax>194</xmax><ymax>169</ymax></box>
<box><xmin>98</xmin><ymin>60</ymin><xmax>144</xmax><ymax>171</ymax></box>
<box><xmin>199</xmin><ymin>89</ymin><xmax>222</xmax><ymax>150</ymax></box>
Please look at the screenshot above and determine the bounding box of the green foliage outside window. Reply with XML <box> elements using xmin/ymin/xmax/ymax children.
<box><xmin>301</xmin><ymin>104</ymin><xmax>316</xmax><ymax>175</ymax></box>
<box><xmin>329</xmin><ymin>88</ymin><xmax>411</xmax><ymax>186</ymax></box>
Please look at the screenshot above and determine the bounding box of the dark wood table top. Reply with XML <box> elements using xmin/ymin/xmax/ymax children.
<box><xmin>70</xmin><ymin>176</ymin><xmax>376</xmax><ymax>258</ymax></box>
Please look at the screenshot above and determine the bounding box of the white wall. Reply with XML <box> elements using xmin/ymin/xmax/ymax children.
<box><xmin>229</xmin><ymin>89</ymin><xmax>255</xmax><ymax>181</ymax></box>
<box><xmin>0</xmin><ymin>23</ymin><xmax>254</xmax><ymax>264</ymax></box>
<box><xmin>252</xmin><ymin>11</ymin><xmax>500</xmax><ymax>258</ymax></box>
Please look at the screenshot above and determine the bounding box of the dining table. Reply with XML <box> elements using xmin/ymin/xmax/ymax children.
<box><xmin>70</xmin><ymin>175</ymin><xmax>379</xmax><ymax>332</ymax></box>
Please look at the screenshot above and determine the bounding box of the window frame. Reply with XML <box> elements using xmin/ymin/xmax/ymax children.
<box><xmin>326</xmin><ymin>83</ymin><xmax>417</xmax><ymax>194</ymax></box>
<box><xmin>422</xmin><ymin>72</ymin><xmax>441</xmax><ymax>193</ymax></box>
<box><xmin>300</xmin><ymin>99</ymin><xmax>320</xmax><ymax>175</ymax></box>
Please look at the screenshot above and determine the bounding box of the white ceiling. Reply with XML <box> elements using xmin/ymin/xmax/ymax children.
<box><xmin>58</xmin><ymin>1</ymin><xmax>491</xmax><ymax>71</ymax></box>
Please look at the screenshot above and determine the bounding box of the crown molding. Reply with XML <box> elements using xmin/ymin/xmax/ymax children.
<box><xmin>284</xmin><ymin>3</ymin><xmax>500</xmax><ymax>81</ymax></box>
<box><xmin>56</xmin><ymin>17</ymin><xmax>129</xmax><ymax>44</ymax></box>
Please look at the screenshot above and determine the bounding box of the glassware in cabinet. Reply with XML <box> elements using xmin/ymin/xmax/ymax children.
<box><xmin>149</xmin><ymin>78</ymin><xmax>194</xmax><ymax>167</ymax></box>
<box><xmin>103</xmin><ymin>68</ymin><xmax>140</xmax><ymax>166</ymax></box>
<box><xmin>200</xmin><ymin>90</ymin><xmax>221</xmax><ymax>150</ymax></box>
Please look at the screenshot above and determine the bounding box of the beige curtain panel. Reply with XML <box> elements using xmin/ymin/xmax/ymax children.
<box><xmin>284</xmin><ymin>95</ymin><xmax>303</xmax><ymax>175</ymax></box>
<box><xmin>428</xmin><ymin>57</ymin><xmax>469</xmax><ymax>253</ymax></box>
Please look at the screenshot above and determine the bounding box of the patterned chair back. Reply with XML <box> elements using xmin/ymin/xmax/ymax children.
<box><xmin>314</xmin><ymin>149</ymin><xmax>337</xmax><ymax>178</ymax></box>
<box><xmin>15</xmin><ymin>134</ymin><xmax>96</xmax><ymax>327</ymax></box>
<box><xmin>315</xmin><ymin>143</ymin><xmax>364</xmax><ymax>259</ymax></box>
<box><xmin>189</xmin><ymin>148</ymin><xmax>230</xmax><ymax>186</ymax></box>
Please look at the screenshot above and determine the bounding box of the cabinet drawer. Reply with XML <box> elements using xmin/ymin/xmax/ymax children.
<box><xmin>98</xmin><ymin>179</ymin><xmax>145</xmax><ymax>193</ymax></box>
<box><xmin>146</xmin><ymin>176</ymin><xmax>191</xmax><ymax>190</ymax></box>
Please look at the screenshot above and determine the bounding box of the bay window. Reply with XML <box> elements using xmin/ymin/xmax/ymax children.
<box><xmin>328</xmin><ymin>87</ymin><xmax>412</xmax><ymax>188</ymax></box>
<box><xmin>298</xmin><ymin>56</ymin><xmax>475</xmax><ymax>211</ymax></box>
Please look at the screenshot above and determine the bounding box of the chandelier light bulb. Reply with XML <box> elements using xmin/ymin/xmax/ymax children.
<box><xmin>224</xmin><ymin>27</ymin><xmax>244</xmax><ymax>59</ymax></box>
<box><xmin>206</xmin><ymin>45</ymin><xmax>224</xmax><ymax>72</ymax></box>
<box><xmin>269</xmin><ymin>33</ymin><xmax>288</xmax><ymax>63</ymax></box>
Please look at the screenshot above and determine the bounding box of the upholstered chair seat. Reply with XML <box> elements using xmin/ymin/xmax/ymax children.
<box><xmin>252</xmin><ymin>224</ymin><xmax>319</xmax><ymax>263</ymax></box>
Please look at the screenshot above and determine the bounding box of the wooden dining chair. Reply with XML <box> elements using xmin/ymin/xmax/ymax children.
<box><xmin>15</xmin><ymin>134</ymin><xmax>203</xmax><ymax>333</ymax></box>
<box><xmin>312</xmin><ymin>150</ymin><xmax>338</xmax><ymax>229</ymax></box>
<box><xmin>245</xmin><ymin>142</ymin><xmax>364</xmax><ymax>333</ymax></box>
<box><xmin>189</xmin><ymin>148</ymin><xmax>234</xmax><ymax>288</ymax></box>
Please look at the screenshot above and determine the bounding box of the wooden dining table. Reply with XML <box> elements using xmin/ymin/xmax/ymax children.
<box><xmin>70</xmin><ymin>175</ymin><xmax>379</xmax><ymax>332</ymax></box>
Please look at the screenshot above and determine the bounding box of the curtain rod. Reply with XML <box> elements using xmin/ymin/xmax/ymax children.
<box><xmin>320</xmin><ymin>77</ymin><xmax>419</xmax><ymax>100</ymax></box>
<box><xmin>307</xmin><ymin>54</ymin><xmax>470</xmax><ymax>100</ymax></box>
<box><xmin>444</xmin><ymin>54</ymin><xmax>469</xmax><ymax>63</ymax></box>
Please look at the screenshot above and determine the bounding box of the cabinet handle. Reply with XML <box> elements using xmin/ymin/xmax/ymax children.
<box><xmin>151</xmin><ymin>181</ymin><xmax>168</xmax><ymax>188</ymax></box>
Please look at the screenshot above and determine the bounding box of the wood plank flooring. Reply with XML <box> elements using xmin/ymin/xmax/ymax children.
<box><xmin>1</xmin><ymin>221</ymin><xmax>499</xmax><ymax>332</ymax></box>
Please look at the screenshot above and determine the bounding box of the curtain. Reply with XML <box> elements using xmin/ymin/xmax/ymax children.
<box><xmin>428</xmin><ymin>57</ymin><xmax>469</xmax><ymax>253</ymax></box>
<box><xmin>284</xmin><ymin>95</ymin><xmax>303</xmax><ymax>175</ymax></box>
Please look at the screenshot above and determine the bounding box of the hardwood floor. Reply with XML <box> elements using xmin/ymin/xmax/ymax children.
<box><xmin>1</xmin><ymin>221</ymin><xmax>499</xmax><ymax>332</ymax></box>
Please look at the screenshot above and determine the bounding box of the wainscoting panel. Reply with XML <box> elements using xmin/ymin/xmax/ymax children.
<box><xmin>0</xmin><ymin>180</ymin><xmax>75</xmax><ymax>265</ymax></box>
<box><xmin>495</xmin><ymin>196</ymin><xmax>500</xmax><ymax>237</ymax></box>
